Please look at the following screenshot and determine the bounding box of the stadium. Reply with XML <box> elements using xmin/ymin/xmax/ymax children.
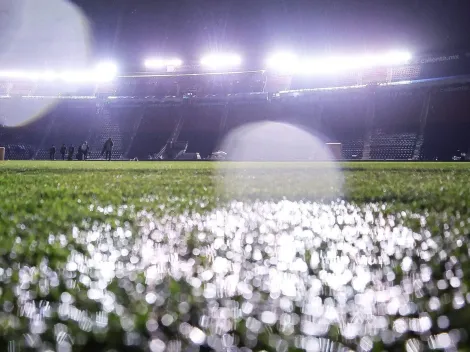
<box><xmin>1</xmin><ymin>51</ymin><xmax>470</xmax><ymax>162</ymax></box>
<box><xmin>2</xmin><ymin>1</ymin><xmax>470</xmax><ymax>351</ymax></box>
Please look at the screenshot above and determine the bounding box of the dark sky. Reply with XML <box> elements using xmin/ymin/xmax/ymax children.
<box><xmin>2</xmin><ymin>0</ymin><xmax>470</xmax><ymax>70</ymax></box>
<box><xmin>71</xmin><ymin>0</ymin><xmax>470</xmax><ymax>61</ymax></box>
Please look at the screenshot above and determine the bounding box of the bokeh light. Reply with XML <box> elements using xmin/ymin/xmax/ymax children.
<box><xmin>215</xmin><ymin>121</ymin><xmax>344</xmax><ymax>201</ymax></box>
<box><xmin>0</xmin><ymin>0</ymin><xmax>91</xmax><ymax>126</ymax></box>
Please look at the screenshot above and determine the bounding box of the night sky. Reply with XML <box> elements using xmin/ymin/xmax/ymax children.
<box><xmin>1</xmin><ymin>0</ymin><xmax>470</xmax><ymax>70</ymax></box>
<box><xmin>70</xmin><ymin>0</ymin><xmax>470</xmax><ymax>64</ymax></box>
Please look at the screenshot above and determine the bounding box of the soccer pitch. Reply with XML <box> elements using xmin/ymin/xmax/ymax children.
<box><xmin>0</xmin><ymin>160</ymin><xmax>470</xmax><ymax>351</ymax></box>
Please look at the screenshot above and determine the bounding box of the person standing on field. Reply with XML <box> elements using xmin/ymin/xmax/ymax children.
<box><xmin>82</xmin><ymin>141</ymin><xmax>89</xmax><ymax>160</ymax></box>
<box><xmin>101</xmin><ymin>138</ymin><xmax>114</xmax><ymax>161</ymax></box>
<box><xmin>68</xmin><ymin>144</ymin><xmax>75</xmax><ymax>161</ymax></box>
<box><xmin>77</xmin><ymin>144</ymin><xmax>84</xmax><ymax>160</ymax></box>
<box><xmin>60</xmin><ymin>144</ymin><xmax>67</xmax><ymax>160</ymax></box>
<box><xmin>49</xmin><ymin>145</ymin><xmax>56</xmax><ymax>160</ymax></box>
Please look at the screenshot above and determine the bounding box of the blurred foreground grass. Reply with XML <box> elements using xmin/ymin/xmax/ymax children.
<box><xmin>0</xmin><ymin>161</ymin><xmax>470</xmax><ymax>351</ymax></box>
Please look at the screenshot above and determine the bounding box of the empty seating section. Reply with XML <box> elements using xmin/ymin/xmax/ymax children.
<box><xmin>0</xmin><ymin>100</ymin><xmax>140</xmax><ymax>160</ymax></box>
<box><xmin>321</xmin><ymin>99</ymin><xmax>367</xmax><ymax>159</ymax></box>
<box><xmin>88</xmin><ymin>105</ymin><xmax>122</xmax><ymax>159</ymax></box>
<box><xmin>370</xmin><ymin>93</ymin><xmax>422</xmax><ymax>159</ymax></box>
<box><xmin>1</xmin><ymin>83</ymin><xmax>470</xmax><ymax>161</ymax></box>
<box><xmin>95</xmin><ymin>82</ymin><xmax>117</xmax><ymax>97</ymax></box>
<box><xmin>112</xmin><ymin>107</ymin><xmax>143</xmax><ymax>157</ymax></box>
<box><xmin>390</xmin><ymin>65</ymin><xmax>422</xmax><ymax>82</ymax></box>
<box><xmin>223</xmin><ymin>103</ymin><xmax>266</xmax><ymax>135</ymax></box>
<box><xmin>178</xmin><ymin>105</ymin><xmax>223</xmax><ymax>157</ymax></box>
<box><xmin>4</xmin><ymin>144</ymin><xmax>35</xmax><ymax>160</ymax></box>
<box><xmin>115</xmin><ymin>79</ymin><xmax>137</xmax><ymax>97</ymax></box>
<box><xmin>177</xmin><ymin>76</ymin><xmax>200</xmax><ymax>96</ymax></box>
<box><xmin>370</xmin><ymin>133</ymin><xmax>417</xmax><ymax>160</ymax></box>
<box><xmin>341</xmin><ymin>139</ymin><xmax>364</xmax><ymax>159</ymax></box>
<box><xmin>361</xmin><ymin>67</ymin><xmax>388</xmax><ymax>85</ymax></box>
<box><xmin>200</xmin><ymin>72</ymin><xmax>265</xmax><ymax>95</ymax></box>
<box><xmin>0</xmin><ymin>71</ymin><xmax>265</xmax><ymax>100</ymax></box>
<box><xmin>134</xmin><ymin>77</ymin><xmax>179</xmax><ymax>97</ymax></box>
<box><xmin>35</xmin><ymin>102</ymin><xmax>95</xmax><ymax>159</ymax></box>
<box><xmin>127</xmin><ymin>107</ymin><xmax>177</xmax><ymax>159</ymax></box>
<box><xmin>48</xmin><ymin>102</ymin><xmax>95</xmax><ymax>144</ymax></box>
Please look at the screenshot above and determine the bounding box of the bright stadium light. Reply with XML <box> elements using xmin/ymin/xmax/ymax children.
<box><xmin>0</xmin><ymin>62</ymin><xmax>121</xmax><ymax>83</ymax></box>
<box><xmin>0</xmin><ymin>70</ymin><xmax>61</xmax><ymax>81</ymax></box>
<box><xmin>92</xmin><ymin>61</ymin><xmax>118</xmax><ymax>82</ymax></box>
<box><xmin>41</xmin><ymin>70</ymin><xmax>58</xmax><ymax>81</ymax></box>
<box><xmin>0</xmin><ymin>68</ymin><xmax>109</xmax><ymax>83</ymax></box>
<box><xmin>298</xmin><ymin>58</ymin><xmax>334</xmax><ymax>75</ymax></box>
<box><xmin>27</xmin><ymin>70</ymin><xmax>59</xmax><ymax>81</ymax></box>
<box><xmin>60</xmin><ymin>70</ymin><xmax>95</xmax><ymax>83</ymax></box>
<box><xmin>298</xmin><ymin>55</ymin><xmax>372</xmax><ymax>75</ymax></box>
<box><xmin>298</xmin><ymin>50</ymin><xmax>412</xmax><ymax>75</ymax></box>
<box><xmin>0</xmin><ymin>70</ymin><xmax>28</xmax><ymax>79</ymax></box>
<box><xmin>144</xmin><ymin>58</ymin><xmax>183</xmax><ymax>69</ymax></box>
<box><xmin>379</xmin><ymin>51</ymin><xmax>412</xmax><ymax>65</ymax></box>
<box><xmin>266</xmin><ymin>52</ymin><xmax>299</xmax><ymax>73</ymax></box>
<box><xmin>200</xmin><ymin>53</ymin><xmax>242</xmax><ymax>70</ymax></box>
<box><xmin>144</xmin><ymin>59</ymin><xmax>165</xmax><ymax>68</ymax></box>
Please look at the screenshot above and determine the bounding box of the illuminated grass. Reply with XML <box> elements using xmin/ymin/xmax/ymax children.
<box><xmin>0</xmin><ymin>161</ymin><xmax>470</xmax><ymax>351</ymax></box>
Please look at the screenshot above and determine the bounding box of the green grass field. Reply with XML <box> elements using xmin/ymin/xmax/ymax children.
<box><xmin>1</xmin><ymin>160</ymin><xmax>470</xmax><ymax>351</ymax></box>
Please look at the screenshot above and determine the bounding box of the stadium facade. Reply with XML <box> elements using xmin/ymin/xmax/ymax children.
<box><xmin>1</xmin><ymin>52</ymin><xmax>470</xmax><ymax>161</ymax></box>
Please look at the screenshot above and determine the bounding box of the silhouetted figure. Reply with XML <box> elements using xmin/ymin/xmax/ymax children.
<box><xmin>60</xmin><ymin>144</ymin><xmax>67</xmax><ymax>160</ymax></box>
<box><xmin>49</xmin><ymin>145</ymin><xmax>56</xmax><ymax>160</ymax></box>
<box><xmin>101</xmin><ymin>138</ymin><xmax>114</xmax><ymax>161</ymax></box>
<box><xmin>77</xmin><ymin>145</ymin><xmax>83</xmax><ymax>160</ymax></box>
<box><xmin>81</xmin><ymin>141</ymin><xmax>89</xmax><ymax>160</ymax></box>
<box><xmin>68</xmin><ymin>144</ymin><xmax>75</xmax><ymax>161</ymax></box>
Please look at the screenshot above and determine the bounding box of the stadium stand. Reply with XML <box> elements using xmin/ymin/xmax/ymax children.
<box><xmin>178</xmin><ymin>105</ymin><xmax>223</xmax><ymax>157</ymax></box>
<box><xmin>34</xmin><ymin>101</ymin><xmax>93</xmax><ymax>160</ymax></box>
<box><xmin>127</xmin><ymin>106</ymin><xmax>179</xmax><ymax>160</ymax></box>
<box><xmin>321</xmin><ymin>97</ymin><xmax>368</xmax><ymax>160</ymax></box>
<box><xmin>2</xmin><ymin>54</ymin><xmax>470</xmax><ymax>161</ymax></box>
<box><xmin>369</xmin><ymin>92</ymin><xmax>422</xmax><ymax>160</ymax></box>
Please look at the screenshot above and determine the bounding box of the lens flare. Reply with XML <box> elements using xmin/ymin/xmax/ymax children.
<box><xmin>0</xmin><ymin>0</ymin><xmax>91</xmax><ymax>126</ymax></box>
<box><xmin>215</xmin><ymin>121</ymin><xmax>343</xmax><ymax>201</ymax></box>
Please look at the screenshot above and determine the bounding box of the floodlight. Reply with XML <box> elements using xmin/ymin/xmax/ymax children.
<box><xmin>60</xmin><ymin>70</ymin><xmax>94</xmax><ymax>83</ymax></box>
<box><xmin>0</xmin><ymin>70</ymin><xmax>27</xmax><ymax>79</ymax></box>
<box><xmin>95</xmin><ymin>61</ymin><xmax>118</xmax><ymax>72</ymax></box>
<box><xmin>298</xmin><ymin>50</ymin><xmax>412</xmax><ymax>75</ymax></box>
<box><xmin>167</xmin><ymin>58</ymin><xmax>183</xmax><ymax>67</ymax></box>
<box><xmin>266</xmin><ymin>52</ymin><xmax>299</xmax><ymax>73</ymax></box>
<box><xmin>144</xmin><ymin>59</ymin><xmax>165</xmax><ymax>69</ymax></box>
<box><xmin>200</xmin><ymin>53</ymin><xmax>242</xmax><ymax>69</ymax></box>
<box><xmin>380</xmin><ymin>51</ymin><xmax>412</xmax><ymax>65</ymax></box>
<box><xmin>144</xmin><ymin>58</ymin><xmax>182</xmax><ymax>69</ymax></box>
<box><xmin>298</xmin><ymin>58</ymin><xmax>334</xmax><ymax>75</ymax></box>
<box><xmin>42</xmin><ymin>70</ymin><xmax>58</xmax><ymax>81</ymax></box>
<box><xmin>93</xmin><ymin>61</ymin><xmax>118</xmax><ymax>81</ymax></box>
<box><xmin>0</xmin><ymin>63</ymin><xmax>120</xmax><ymax>83</ymax></box>
<box><xmin>28</xmin><ymin>70</ymin><xmax>58</xmax><ymax>81</ymax></box>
